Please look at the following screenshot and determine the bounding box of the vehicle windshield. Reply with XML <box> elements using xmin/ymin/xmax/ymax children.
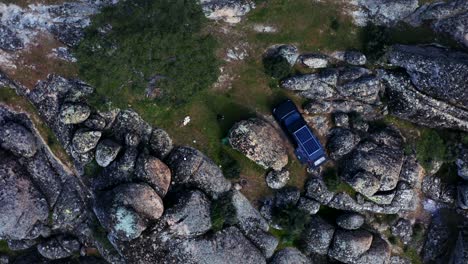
<box><xmin>284</xmin><ymin>112</ymin><xmax>301</xmax><ymax>126</ymax></box>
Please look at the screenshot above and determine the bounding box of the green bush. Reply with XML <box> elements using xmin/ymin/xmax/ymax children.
<box><xmin>272</xmin><ymin>205</ymin><xmax>311</xmax><ymax>247</ymax></box>
<box><xmin>211</xmin><ymin>194</ymin><xmax>237</xmax><ymax>231</ymax></box>
<box><xmin>219</xmin><ymin>151</ymin><xmax>241</xmax><ymax>179</ymax></box>
<box><xmin>262</xmin><ymin>55</ymin><xmax>292</xmax><ymax>79</ymax></box>
<box><xmin>74</xmin><ymin>0</ymin><xmax>219</xmax><ymax>108</ymax></box>
<box><xmin>415</xmin><ymin>129</ymin><xmax>447</xmax><ymax>171</ymax></box>
<box><xmin>359</xmin><ymin>24</ymin><xmax>390</xmax><ymax>61</ymax></box>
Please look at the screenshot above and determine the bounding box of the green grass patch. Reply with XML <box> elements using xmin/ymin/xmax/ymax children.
<box><xmin>75</xmin><ymin>0</ymin><xmax>219</xmax><ymax>108</ymax></box>
<box><xmin>322</xmin><ymin>167</ymin><xmax>356</xmax><ymax>196</ymax></box>
<box><xmin>402</xmin><ymin>248</ymin><xmax>423</xmax><ymax>264</ymax></box>
<box><xmin>271</xmin><ymin>205</ymin><xmax>311</xmax><ymax>249</ymax></box>
<box><xmin>210</xmin><ymin>193</ymin><xmax>237</xmax><ymax>232</ymax></box>
<box><xmin>415</xmin><ymin>129</ymin><xmax>447</xmax><ymax>171</ymax></box>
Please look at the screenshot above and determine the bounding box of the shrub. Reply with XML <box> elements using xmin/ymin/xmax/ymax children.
<box><xmin>211</xmin><ymin>194</ymin><xmax>237</xmax><ymax>231</ymax></box>
<box><xmin>219</xmin><ymin>151</ymin><xmax>241</xmax><ymax>179</ymax></box>
<box><xmin>74</xmin><ymin>0</ymin><xmax>219</xmax><ymax>108</ymax></box>
<box><xmin>272</xmin><ymin>205</ymin><xmax>311</xmax><ymax>246</ymax></box>
<box><xmin>262</xmin><ymin>55</ymin><xmax>292</xmax><ymax>79</ymax></box>
<box><xmin>359</xmin><ymin>24</ymin><xmax>390</xmax><ymax>61</ymax></box>
<box><xmin>415</xmin><ymin>129</ymin><xmax>447</xmax><ymax>171</ymax></box>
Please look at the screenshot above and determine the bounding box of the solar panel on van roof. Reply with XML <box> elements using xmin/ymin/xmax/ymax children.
<box><xmin>294</xmin><ymin>126</ymin><xmax>320</xmax><ymax>155</ymax></box>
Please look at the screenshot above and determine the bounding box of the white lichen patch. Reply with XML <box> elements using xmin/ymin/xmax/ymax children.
<box><xmin>114</xmin><ymin>207</ymin><xmax>138</xmax><ymax>238</ymax></box>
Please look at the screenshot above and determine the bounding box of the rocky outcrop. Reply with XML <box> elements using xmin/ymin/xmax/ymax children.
<box><xmin>391</xmin><ymin>219</ymin><xmax>413</xmax><ymax>245</ymax></box>
<box><xmin>59</xmin><ymin>103</ymin><xmax>91</xmax><ymax>124</ymax></box>
<box><xmin>72</xmin><ymin>129</ymin><xmax>102</xmax><ymax>154</ymax></box>
<box><xmin>199</xmin><ymin>0</ymin><xmax>255</xmax><ymax>24</ymax></box>
<box><xmin>228</xmin><ymin>118</ymin><xmax>288</xmax><ymax>170</ymax></box>
<box><xmin>135</xmin><ymin>154</ymin><xmax>171</xmax><ymax>198</ymax></box>
<box><xmin>328</xmin><ymin>229</ymin><xmax>373</xmax><ymax>263</ymax></box>
<box><xmin>299</xmin><ymin>53</ymin><xmax>330</xmax><ymax>68</ymax></box>
<box><xmin>381</xmin><ymin>70</ymin><xmax>468</xmax><ymax>131</ymax></box>
<box><xmin>0</xmin><ymin>122</ymin><xmax>37</xmax><ymax>158</ymax></box>
<box><xmin>164</xmin><ymin>190</ymin><xmax>212</xmax><ymax>237</ymax></box>
<box><xmin>166</xmin><ymin>146</ymin><xmax>231</xmax><ymax>198</ymax></box>
<box><xmin>95</xmin><ymin>139</ymin><xmax>121</xmax><ymax>167</ymax></box>
<box><xmin>270</xmin><ymin>247</ymin><xmax>311</xmax><ymax>264</ymax></box>
<box><xmin>37</xmin><ymin>236</ymin><xmax>80</xmax><ymax>260</ymax></box>
<box><xmin>301</xmin><ymin>216</ymin><xmax>335</xmax><ymax>255</ymax></box>
<box><xmin>0</xmin><ymin>151</ymin><xmax>49</xmax><ymax>240</ymax></box>
<box><xmin>331</xmin><ymin>51</ymin><xmax>367</xmax><ymax>66</ymax></box>
<box><xmin>336</xmin><ymin>213</ymin><xmax>365</xmax><ymax>230</ymax></box>
<box><xmin>349</xmin><ymin>0</ymin><xmax>419</xmax><ymax>26</ymax></box>
<box><xmin>94</xmin><ymin>183</ymin><xmax>164</xmax><ymax>241</ymax></box>
<box><xmin>266</xmin><ymin>169</ymin><xmax>290</xmax><ymax>189</ymax></box>
<box><xmin>327</xmin><ymin>128</ymin><xmax>360</xmax><ymax>160</ymax></box>
<box><xmin>386</xmin><ymin>45</ymin><xmax>468</xmax><ymax>110</ymax></box>
<box><xmin>149</xmin><ymin>128</ymin><xmax>173</xmax><ymax>159</ymax></box>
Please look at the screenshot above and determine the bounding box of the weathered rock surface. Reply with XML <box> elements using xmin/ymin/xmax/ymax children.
<box><xmin>166</xmin><ymin>146</ymin><xmax>231</xmax><ymax>198</ymax></box>
<box><xmin>59</xmin><ymin>103</ymin><xmax>91</xmax><ymax>124</ymax></box>
<box><xmin>422</xmin><ymin>175</ymin><xmax>456</xmax><ymax>205</ymax></box>
<box><xmin>331</xmin><ymin>51</ymin><xmax>367</xmax><ymax>65</ymax></box>
<box><xmin>95</xmin><ymin>139</ymin><xmax>121</xmax><ymax>167</ymax></box>
<box><xmin>299</xmin><ymin>53</ymin><xmax>329</xmax><ymax>68</ymax></box>
<box><xmin>149</xmin><ymin>128</ymin><xmax>173</xmax><ymax>159</ymax></box>
<box><xmin>297</xmin><ymin>197</ymin><xmax>320</xmax><ymax>215</ymax></box>
<box><xmin>356</xmin><ymin>235</ymin><xmax>391</xmax><ymax>264</ymax></box>
<box><xmin>37</xmin><ymin>236</ymin><xmax>80</xmax><ymax>260</ymax></box>
<box><xmin>458</xmin><ymin>148</ymin><xmax>468</xmax><ymax>180</ymax></box>
<box><xmin>387</xmin><ymin>45</ymin><xmax>468</xmax><ymax>110</ymax></box>
<box><xmin>173</xmin><ymin>227</ymin><xmax>266</xmax><ymax>264</ymax></box>
<box><xmin>301</xmin><ymin>216</ymin><xmax>335</xmax><ymax>255</ymax></box>
<box><xmin>0</xmin><ymin>24</ymin><xmax>23</xmax><ymax>51</ymax></box>
<box><xmin>274</xmin><ymin>186</ymin><xmax>300</xmax><ymax>208</ymax></box>
<box><xmin>0</xmin><ymin>151</ymin><xmax>49</xmax><ymax>240</ymax></box>
<box><xmin>381</xmin><ymin>70</ymin><xmax>468</xmax><ymax>131</ymax></box>
<box><xmin>72</xmin><ymin>129</ymin><xmax>102</xmax><ymax>154</ymax></box>
<box><xmin>0</xmin><ymin>122</ymin><xmax>37</xmax><ymax>158</ymax></box>
<box><xmin>270</xmin><ymin>247</ymin><xmax>311</xmax><ymax>264</ymax></box>
<box><xmin>336</xmin><ymin>213</ymin><xmax>365</xmax><ymax>230</ymax></box>
<box><xmin>228</xmin><ymin>118</ymin><xmax>288</xmax><ymax>170</ymax></box>
<box><xmin>328</xmin><ymin>229</ymin><xmax>373</xmax><ymax>263</ymax></box>
<box><xmin>164</xmin><ymin>190</ymin><xmax>212</xmax><ymax>237</ymax></box>
<box><xmin>135</xmin><ymin>154</ymin><xmax>171</xmax><ymax>197</ymax></box>
<box><xmin>266</xmin><ymin>169</ymin><xmax>290</xmax><ymax>189</ymax></box>
<box><xmin>94</xmin><ymin>183</ymin><xmax>164</xmax><ymax>241</ymax></box>
<box><xmin>200</xmin><ymin>0</ymin><xmax>254</xmax><ymax>24</ymax></box>
<box><xmin>350</xmin><ymin>0</ymin><xmax>419</xmax><ymax>26</ymax></box>
<box><xmin>112</xmin><ymin>109</ymin><xmax>152</xmax><ymax>145</ymax></box>
<box><xmin>327</xmin><ymin>128</ymin><xmax>360</xmax><ymax>160</ymax></box>
<box><xmin>391</xmin><ymin>218</ymin><xmax>413</xmax><ymax>244</ymax></box>
<box><xmin>230</xmin><ymin>190</ymin><xmax>269</xmax><ymax>232</ymax></box>
<box><xmin>244</xmin><ymin>227</ymin><xmax>278</xmax><ymax>258</ymax></box>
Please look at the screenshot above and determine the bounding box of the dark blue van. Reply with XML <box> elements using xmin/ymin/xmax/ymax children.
<box><xmin>273</xmin><ymin>100</ymin><xmax>327</xmax><ymax>168</ymax></box>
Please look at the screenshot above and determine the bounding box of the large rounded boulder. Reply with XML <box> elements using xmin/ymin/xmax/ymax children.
<box><xmin>135</xmin><ymin>153</ymin><xmax>171</xmax><ymax>197</ymax></box>
<box><xmin>228</xmin><ymin>118</ymin><xmax>288</xmax><ymax>171</ymax></box>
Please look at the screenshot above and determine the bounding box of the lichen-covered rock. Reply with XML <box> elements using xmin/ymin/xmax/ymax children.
<box><xmin>135</xmin><ymin>154</ymin><xmax>171</xmax><ymax>197</ymax></box>
<box><xmin>149</xmin><ymin>128</ymin><xmax>173</xmax><ymax>159</ymax></box>
<box><xmin>304</xmin><ymin>99</ymin><xmax>382</xmax><ymax>121</ymax></box>
<box><xmin>112</xmin><ymin>109</ymin><xmax>152</xmax><ymax>144</ymax></box>
<box><xmin>84</xmin><ymin>114</ymin><xmax>106</xmax><ymax>130</ymax></box>
<box><xmin>381</xmin><ymin>70</ymin><xmax>468</xmax><ymax>131</ymax></box>
<box><xmin>200</xmin><ymin>0</ymin><xmax>255</xmax><ymax>24</ymax></box>
<box><xmin>423</xmin><ymin>215</ymin><xmax>451</xmax><ymax>263</ymax></box>
<box><xmin>0</xmin><ymin>24</ymin><xmax>23</xmax><ymax>51</ymax></box>
<box><xmin>173</xmin><ymin>227</ymin><xmax>266</xmax><ymax>264</ymax></box>
<box><xmin>37</xmin><ymin>236</ymin><xmax>80</xmax><ymax>260</ymax></box>
<box><xmin>0</xmin><ymin>122</ymin><xmax>37</xmax><ymax>158</ymax></box>
<box><xmin>422</xmin><ymin>175</ymin><xmax>456</xmax><ymax>205</ymax></box>
<box><xmin>274</xmin><ymin>186</ymin><xmax>300</xmax><ymax>208</ymax></box>
<box><xmin>94</xmin><ymin>147</ymin><xmax>138</xmax><ymax>190</ymax></box>
<box><xmin>58</xmin><ymin>103</ymin><xmax>90</xmax><ymax>124</ymax></box>
<box><xmin>387</xmin><ymin>45</ymin><xmax>468</xmax><ymax>110</ymax></box>
<box><xmin>95</xmin><ymin>139</ymin><xmax>121</xmax><ymax>167</ymax></box>
<box><xmin>334</xmin><ymin>112</ymin><xmax>350</xmax><ymax>128</ymax></box>
<box><xmin>164</xmin><ymin>190</ymin><xmax>211</xmax><ymax>237</ymax></box>
<box><xmin>304</xmin><ymin>176</ymin><xmax>335</xmax><ymax>204</ymax></box>
<box><xmin>299</xmin><ymin>53</ymin><xmax>330</xmax><ymax>68</ymax></box>
<box><xmin>0</xmin><ymin>152</ymin><xmax>49</xmax><ymax>240</ymax></box>
<box><xmin>244</xmin><ymin>227</ymin><xmax>278</xmax><ymax>258</ymax></box>
<box><xmin>270</xmin><ymin>247</ymin><xmax>311</xmax><ymax>264</ymax></box>
<box><xmin>391</xmin><ymin>218</ymin><xmax>413</xmax><ymax>244</ymax></box>
<box><xmin>336</xmin><ymin>213</ymin><xmax>365</xmax><ymax>230</ymax></box>
<box><xmin>355</xmin><ymin>235</ymin><xmax>391</xmax><ymax>264</ymax></box>
<box><xmin>266</xmin><ymin>169</ymin><xmax>290</xmax><ymax>190</ymax></box>
<box><xmin>166</xmin><ymin>146</ymin><xmax>231</xmax><ymax>198</ymax></box>
<box><xmin>228</xmin><ymin>118</ymin><xmax>288</xmax><ymax>171</ymax></box>
<box><xmin>327</xmin><ymin>128</ymin><xmax>360</xmax><ymax>160</ymax></box>
<box><xmin>335</xmin><ymin>75</ymin><xmax>382</xmax><ymax>104</ymax></box>
<box><xmin>331</xmin><ymin>51</ymin><xmax>367</xmax><ymax>65</ymax></box>
<box><xmin>94</xmin><ymin>183</ymin><xmax>164</xmax><ymax>241</ymax></box>
<box><xmin>350</xmin><ymin>0</ymin><xmax>419</xmax><ymax>26</ymax></box>
<box><xmin>457</xmin><ymin>148</ymin><xmax>468</xmax><ymax>180</ymax></box>
<box><xmin>230</xmin><ymin>190</ymin><xmax>269</xmax><ymax>232</ymax></box>
<box><xmin>297</xmin><ymin>197</ymin><xmax>320</xmax><ymax>215</ymax></box>
<box><xmin>267</xmin><ymin>44</ymin><xmax>300</xmax><ymax>65</ymax></box>
<box><xmin>72</xmin><ymin>129</ymin><xmax>102</xmax><ymax>154</ymax></box>
<box><xmin>281</xmin><ymin>70</ymin><xmax>338</xmax><ymax>100</ymax></box>
<box><xmin>328</xmin><ymin>229</ymin><xmax>373</xmax><ymax>263</ymax></box>
<box><xmin>301</xmin><ymin>216</ymin><xmax>335</xmax><ymax>255</ymax></box>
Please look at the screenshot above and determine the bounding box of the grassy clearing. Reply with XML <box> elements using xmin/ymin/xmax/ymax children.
<box><xmin>0</xmin><ymin>87</ymin><xmax>73</xmax><ymax>167</ymax></box>
<box><xmin>75</xmin><ymin>0</ymin><xmax>465</xmax><ymax>203</ymax></box>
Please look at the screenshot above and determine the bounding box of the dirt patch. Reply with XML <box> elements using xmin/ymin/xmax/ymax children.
<box><xmin>0</xmin><ymin>33</ymin><xmax>77</xmax><ymax>89</ymax></box>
